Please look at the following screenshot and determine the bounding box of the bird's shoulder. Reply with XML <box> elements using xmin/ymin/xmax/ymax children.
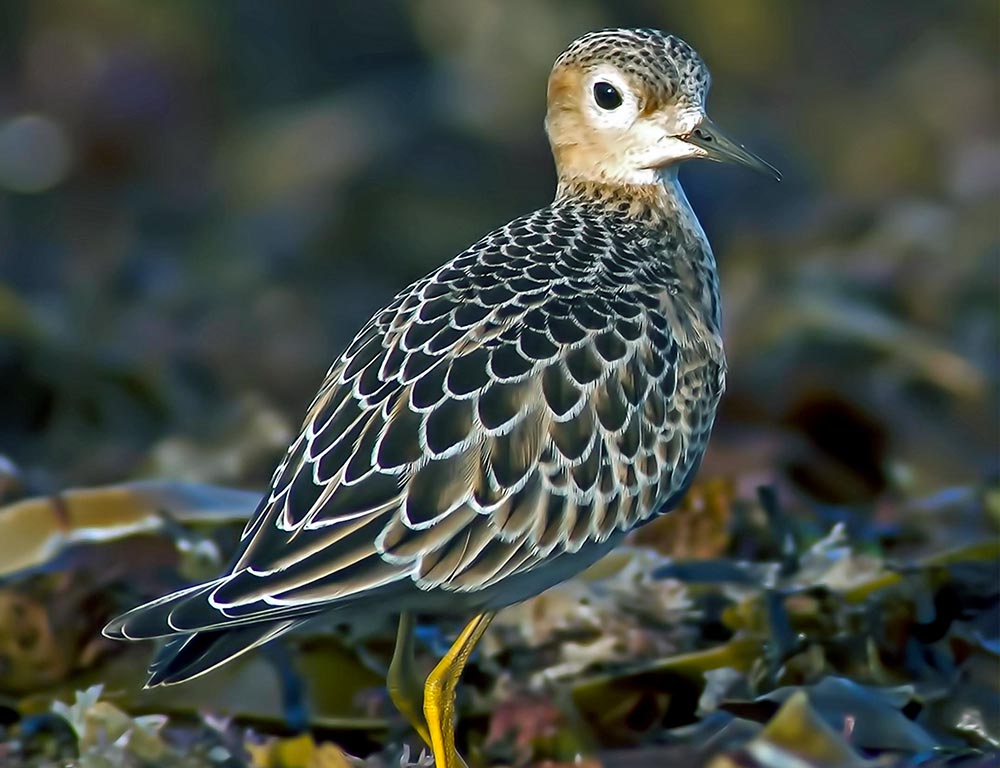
<box><xmin>313</xmin><ymin>199</ymin><xmax>674</xmax><ymax>416</ymax></box>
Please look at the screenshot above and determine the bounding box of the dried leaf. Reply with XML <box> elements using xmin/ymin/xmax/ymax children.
<box><xmin>708</xmin><ymin>691</ymin><xmax>872</xmax><ymax>768</ymax></box>
<box><xmin>247</xmin><ymin>733</ymin><xmax>355</xmax><ymax>768</ymax></box>
<box><xmin>0</xmin><ymin>480</ymin><xmax>259</xmax><ymax>578</ymax></box>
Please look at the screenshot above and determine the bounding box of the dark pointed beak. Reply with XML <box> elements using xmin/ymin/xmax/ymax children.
<box><xmin>683</xmin><ymin>117</ymin><xmax>781</xmax><ymax>181</ymax></box>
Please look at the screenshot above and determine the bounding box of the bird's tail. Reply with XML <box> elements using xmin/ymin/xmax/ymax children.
<box><xmin>145</xmin><ymin>620</ymin><xmax>300</xmax><ymax>687</ymax></box>
<box><xmin>103</xmin><ymin>579</ymin><xmax>307</xmax><ymax>687</ymax></box>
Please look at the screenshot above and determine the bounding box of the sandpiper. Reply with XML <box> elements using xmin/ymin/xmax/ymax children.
<box><xmin>104</xmin><ymin>28</ymin><xmax>778</xmax><ymax>767</ymax></box>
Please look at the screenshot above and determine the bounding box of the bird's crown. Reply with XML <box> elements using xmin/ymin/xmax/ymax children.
<box><xmin>554</xmin><ymin>28</ymin><xmax>710</xmax><ymax>110</ymax></box>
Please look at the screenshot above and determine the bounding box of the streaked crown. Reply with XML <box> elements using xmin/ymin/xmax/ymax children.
<box><xmin>553</xmin><ymin>28</ymin><xmax>711</xmax><ymax>110</ymax></box>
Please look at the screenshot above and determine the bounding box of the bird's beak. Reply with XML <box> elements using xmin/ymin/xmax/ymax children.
<box><xmin>683</xmin><ymin>117</ymin><xmax>781</xmax><ymax>181</ymax></box>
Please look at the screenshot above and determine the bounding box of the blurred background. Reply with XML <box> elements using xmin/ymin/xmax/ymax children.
<box><xmin>0</xmin><ymin>1</ymin><xmax>997</xmax><ymax>767</ymax></box>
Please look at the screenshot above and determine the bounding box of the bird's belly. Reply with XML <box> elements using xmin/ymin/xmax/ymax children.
<box><xmin>475</xmin><ymin>531</ymin><xmax>630</xmax><ymax>611</ymax></box>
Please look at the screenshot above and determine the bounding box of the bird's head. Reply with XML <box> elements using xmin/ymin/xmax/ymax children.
<box><xmin>545</xmin><ymin>28</ymin><xmax>779</xmax><ymax>187</ymax></box>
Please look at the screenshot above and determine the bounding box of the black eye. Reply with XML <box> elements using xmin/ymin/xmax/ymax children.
<box><xmin>593</xmin><ymin>81</ymin><xmax>623</xmax><ymax>110</ymax></box>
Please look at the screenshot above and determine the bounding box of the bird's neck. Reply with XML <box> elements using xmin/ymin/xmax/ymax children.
<box><xmin>555</xmin><ymin>172</ymin><xmax>711</xmax><ymax>249</ymax></box>
<box><xmin>555</xmin><ymin>177</ymin><xmax>661</xmax><ymax>208</ymax></box>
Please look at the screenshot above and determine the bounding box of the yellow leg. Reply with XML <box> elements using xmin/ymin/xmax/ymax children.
<box><xmin>387</xmin><ymin>612</ymin><xmax>432</xmax><ymax>748</ymax></box>
<box><xmin>423</xmin><ymin>612</ymin><xmax>495</xmax><ymax>768</ymax></box>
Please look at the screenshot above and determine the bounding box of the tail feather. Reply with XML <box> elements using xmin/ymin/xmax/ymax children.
<box><xmin>103</xmin><ymin>572</ymin><xmax>376</xmax><ymax>686</ymax></box>
<box><xmin>102</xmin><ymin>577</ymin><xmax>325</xmax><ymax>640</ymax></box>
<box><xmin>102</xmin><ymin>580</ymin><xmax>311</xmax><ymax>687</ymax></box>
<box><xmin>145</xmin><ymin>620</ymin><xmax>300</xmax><ymax>687</ymax></box>
<box><xmin>103</xmin><ymin>579</ymin><xmax>232</xmax><ymax>640</ymax></box>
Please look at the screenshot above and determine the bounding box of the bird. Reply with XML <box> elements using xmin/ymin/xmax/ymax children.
<box><xmin>103</xmin><ymin>27</ymin><xmax>778</xmax><ymax>767</ymax></box>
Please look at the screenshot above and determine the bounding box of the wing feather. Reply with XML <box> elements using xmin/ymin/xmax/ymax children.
<box><xmin>173</xmin><ymin>208</ymin><xmax>714</xmax><ymax>624</ymax></box>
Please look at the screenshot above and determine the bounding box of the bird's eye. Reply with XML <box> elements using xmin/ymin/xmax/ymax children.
<box><xmin>593</xmin><ymin>81</ymin><xmax>623</xmax><ymax>110</ymax></box>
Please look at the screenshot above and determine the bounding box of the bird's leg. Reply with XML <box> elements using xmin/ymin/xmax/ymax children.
<box><xmin>387</xmin><ymin>612</ymin><xmax>432</xmax><ymax>748</ymax></box>
<box><xmin>423</xmin><ymin>612</ymin><xmax>495</xmax><ymax>768</ymax></box>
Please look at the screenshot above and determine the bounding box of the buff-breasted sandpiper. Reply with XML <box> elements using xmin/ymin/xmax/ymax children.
<box><xmin>104</xmin><ymin>27</ymin><xmax>779</xmax><ymax>768</ymax></box>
